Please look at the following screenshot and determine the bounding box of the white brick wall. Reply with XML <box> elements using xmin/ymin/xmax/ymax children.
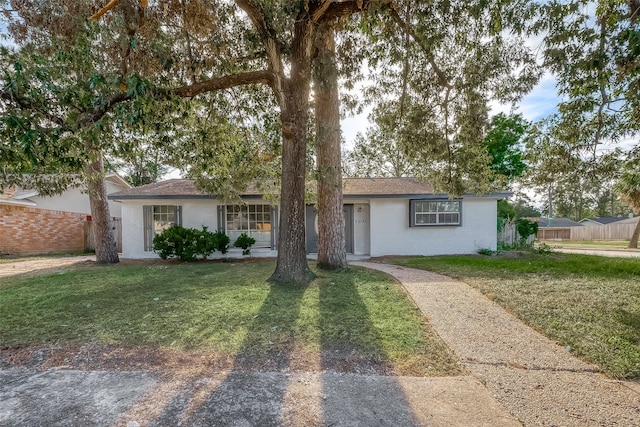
<box><xmin>120</xmin><ymin>199</ymin><xmax>221</xmax><ymax>259</ymax></box>
<box><xmin>368</xmin><ymin>197</ymin><xmax>497</xmax><ymax>257</ymax></box>
<box><xmin>118</xmin><ymin>196</ymin><xmax>498</xmax><ymax>259</ymax></box>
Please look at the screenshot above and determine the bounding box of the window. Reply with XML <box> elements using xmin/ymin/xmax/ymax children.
<box><xmin>143</xmin><ymin>205</ymin><xmax>182</xmax><ymax>251</ymax></box>
<box><xmin>224</xmin><ymin>204</ymin><xmax>273</xmax><ymax>248</ymax></box>
<box><xmin>410</xmin><ymin>200</ymin><xmax>461</xmax><ymax>226</ymax></box>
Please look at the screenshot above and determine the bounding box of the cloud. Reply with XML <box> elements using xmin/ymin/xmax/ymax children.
<box><xmin>517</xmin><ymin>74</ymin><xmax>560</xmax><ymax>121</ymax></box>
<box><xmin>489</xmin><ymin>73</ymin><xmax>560</xmax><ymax>122</ymax></box>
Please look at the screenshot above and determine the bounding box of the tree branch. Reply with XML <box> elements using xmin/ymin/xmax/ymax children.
<box><xmin>78</xmin><ymin>92</ymin><xmax>132</xmax><ymax>127</ymax></box>
<box><xmin>0</xmin><ymin>88</ymin><xmax>66</xmax><ymax>127</ymax></box>
<box><xmin>173</xmin><ymin>70</ymin><xmax>275</xmax><ymax>98</ymax></box>
<box><xmin>89</xmin><ymin>0</ymin><xmax>121</xmax><ymax>21</ymax></box>
<box><xmin>321</xmin><ymin>0</ymin><xmax>379</xmax><ymax>20</ymax></box>
<box><xmin>235</xmin><ymin>0</ymin><xmax>284</xmax><ymax>78</ymax></box>
<box><xmin>89</xmin><ymin>0</ymin><xmax>148</xmax><ymax>21</ymax></box>
<box><xmin>310</xmin><ymin>0</ymin><xmax>335</xmax><ymax>23</ymax></box>
<box><xmin>387</xmin><ymin>5</ymin><xmax>452</xmax><ymax>90</ymax></box>
<box><xmin>75</xmin><ymin>70</ymin><xmax>274</xmax><ymax>127</ymax></box>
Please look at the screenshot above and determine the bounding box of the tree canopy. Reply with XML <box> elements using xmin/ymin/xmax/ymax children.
<box><xmin>10</xmin><ymin>1</ymin><xmax>640</xmax><ymax>277</ymax></box>
<box><xmin>344</xmin><ymin>1</ymin><xmax>540</xmax><ymax>194</ymax></box>
<box><xmin>518</xmin><ymin>0</ymin><xmax>639</xmax><ymax>226</ymax></box>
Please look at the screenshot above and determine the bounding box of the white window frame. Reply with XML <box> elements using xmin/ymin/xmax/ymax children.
<box><xmin>410</xmin><ymin>199</ymin><xmax>461</xmax><ymax>227</ymax></box>
<box><xmin>143</xmin><ymin>205</ymin><xmax>182</xmax><ymax>251</ymax></box>
<box><xmin>222</xmin><ymin>204</ymin><xmax>276</xmax><ymax>248</ymax></box>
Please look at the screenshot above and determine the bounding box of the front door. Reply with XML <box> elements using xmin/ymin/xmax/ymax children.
<box><xmin>305</xmin><ymin>205</ymin><xmax>319</xmax><ymax>254</ymax></box>
<box><xmin>305</xmin><ymin>204</ymin><xmax>354</xmax><ymax>254</ymax></box>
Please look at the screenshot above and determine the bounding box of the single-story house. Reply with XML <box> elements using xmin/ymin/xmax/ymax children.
<box><xmin>536</xmin><ymin>217</ymin><xmax>582</xmax><ymax>240</ymax></box>
<box><xmin>108</xmin><ymin>177</ymin><xmax>509</xmax><ymax>259</ymax></box>
<box><xmin>0</xmin><ymin>174</ymin><xmax>130</xmax><ymax>256</ymax></box>
<box><xmin>579</xmin><ymin>216</ymin><xmax>629</xmax><ymax>227</ymax></box>
<box><xmin>609</xmin><ymin>215</ymin><xmax>639</xmax><ymax>225</ymax></box>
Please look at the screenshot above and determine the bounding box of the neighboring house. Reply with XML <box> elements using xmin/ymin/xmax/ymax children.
<box><xmin>536</xmin><ymin>217</ymin><xmax>583</xmax><ymax>240</ymax></box>
<box><xmin>108</xmin><ymin>177</ymin><xmax>510</xmax><ymax>259</ymax></box>
<box><xmin>609</xmin><ymin>215</ymin><xmax>639</xmax><ymax>226</ymax></box>
<box><xmin>579</xmin><ymin>217</ymin><xmax>628</xmax><ymax>227</ymax></box>
<box><xmin>7</xmin><ymin>173</ymin><xmax>130</xmax><ymax>217</ymax></box>
<box><xmin>571</xmin><ymin>214</ymin><xmax>639</xmax><ymax>241</ymax></box>
<box><xmin>0</xmin><ymin>174</ymin><xmax>131</xmax><ymax>256</ymax></box>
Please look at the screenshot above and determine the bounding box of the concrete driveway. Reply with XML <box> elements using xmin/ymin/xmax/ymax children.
<box><xmin>552</xmin><ymin>248</ymin><xmax>640</xmax><ymax>258</ymax></box>
<box><xmin>0</xmin><ymin>255</ymin><xmax>96</xmax><ymax>278</ymax></box>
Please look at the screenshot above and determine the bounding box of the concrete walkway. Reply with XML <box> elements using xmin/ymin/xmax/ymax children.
<box><xmin>352</xmin><ymin>261</ymin><xmax>640</xmax><ymax>426</ymax></box>
<box><xmin>553</xmin><ymin>247</ymin><xmax>640</xmax><ymax>258</ymax></box>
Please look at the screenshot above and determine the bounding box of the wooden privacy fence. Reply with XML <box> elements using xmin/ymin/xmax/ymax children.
<box><xmin>499</xmin><ymin>221</ymin><xmax>535</xmax><ymax>246</ymax></box>
<box><xmin>84</xmin><ymin>217</ymin><xmax>122</xmax><ymax>253</ymax></box>
<box><xmin>569</xmin><ymin>223</ymin><xmax>637</xmax><ymax>241</ymax></box>
<box><xmin>537</xmin><ymin>228</ymin><xmax>571</xmax><ymax>240</ymax></box>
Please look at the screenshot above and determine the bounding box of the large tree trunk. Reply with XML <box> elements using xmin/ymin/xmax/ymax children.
<box><xmin>269</xmin><ymin>97</ymin><xmax>313</xmax><ymax>283</ymax></box>
<box><xmin>269</xmin><ymin>37</ymin><xmax>314</xmax><ymax>284</ymax></box>
<box><xmin>314</xmin><ymin>23</ymin><xmax>347</xmax><ymax>270</ymax></box>
<box><xmin>85</xmin><ymin>141</ymin><xmax>119</xmax><ymax>264</ymax></box>
<box><xmin>629</xmin><ymin>218</ymin><xmax>640</xmax><ymax>249</ymax></box>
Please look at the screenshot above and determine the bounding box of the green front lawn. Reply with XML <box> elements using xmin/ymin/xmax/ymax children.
<box><xmin>0</xmin><ymin>260</ymin><xmax>458</xmax><ymax>376</ymax></box>
<box><xmin>391</xmin><ymin>253</ymin><xmax>640</xmax><ymax>379</ymax></box>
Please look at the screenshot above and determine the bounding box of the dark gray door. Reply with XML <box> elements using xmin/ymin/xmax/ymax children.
<box><xmin>305</xmin><ymin>204</ymin><xmax>354</xmax><ymax>254</ymax></box>
<box><xmin>343</xmin><ymin>204</ymin><xmax>354</xmax><ymax>254</ymax></box>
<box><xmin>306</xmin><ymin>205</ymin><xmax>319</xmax><ymax>254</ymax></box>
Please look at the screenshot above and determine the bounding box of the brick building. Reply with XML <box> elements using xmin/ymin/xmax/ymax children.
<box><xmin>0</xmin><ymin>174</ymin><xmax>130</xmax><ymax>256</ymax></box>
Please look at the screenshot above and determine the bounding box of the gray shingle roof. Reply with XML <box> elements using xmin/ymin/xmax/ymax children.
<box><xmin>538</xmin><ymin>217</ymin><xmax>583</xmax><ymax>228</ymax></box>
<box><xmin>579</xmin><ymin>217</ymin><xmax>628</xmax><ymax>225</ymax></box>
<box><xmin>108</xmin><ymin>177</ymin><xmax>510</xmax><ymax>200</ymax></box>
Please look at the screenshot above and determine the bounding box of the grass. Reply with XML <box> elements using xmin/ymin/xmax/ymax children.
<box><xmin>390</xmin><ymin>253</ymin><xmax>640</xmax><ymax>379</ymax></box>
<box><xmin>0</xmin><ymin>260</ymin><xmax>458</xmax><ymax>376</ymax></box>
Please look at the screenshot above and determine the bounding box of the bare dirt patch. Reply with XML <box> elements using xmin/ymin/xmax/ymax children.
<box><xmin>0</xmin><ymin>344</ymin><xmax>398</xmax><ymax>377</ymax></box>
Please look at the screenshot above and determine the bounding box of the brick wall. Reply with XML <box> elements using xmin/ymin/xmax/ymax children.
<box><xmin>0</xmin><ymin>204</ymin><xmax>87</xmax><ymax>256</ymax></box>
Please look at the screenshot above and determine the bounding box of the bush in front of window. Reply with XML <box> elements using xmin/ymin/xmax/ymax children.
<box><xmin>234</xmin><ymin>233</ymin><xmax>256</xmax><ymax>256</ymax></box>
<box><xmin>196</xmin><ymin>226</ymin><xmax>217</xmax><ymax>260</ymax></box>
<box><xmin>212</xmin><ymin>231</ymin><xmax>230</xmax><ymax>255</ymax></box>
<box><xmin>153</xmin><ymin>226</ymin><xmax>232</xmax><ymax>260</ymax></box>
<box><xmin>153</xmin><ymin>225</ymin><xmax>200</xmax><ymax>261</ymax></box>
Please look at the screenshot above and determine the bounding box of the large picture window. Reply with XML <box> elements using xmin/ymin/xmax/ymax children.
<box><xmin>410</xmin><ymin>200</ymin><xmax>461</xmax><ymax>226</ymax></box>
<box><xmin>143</xmin><ymin>205</ymin><xmax>182</xmax><ymax>251</ymax></box>
<box><xmin>225</xmin><ymin>204</ymin><xmax>273</xmax><ymax>247</ymax></box>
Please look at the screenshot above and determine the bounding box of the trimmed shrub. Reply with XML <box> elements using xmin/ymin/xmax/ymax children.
<box><xmin>196</xmin><ymin>226</ymin><xmax>217</xmax><ymax>260</ymax></box>
<box><xmin>153</xmin><ymin>226</ymin><xmax>230</xmax><ymax>261</ymax></box>
<box><xmin>213</xmin><ymin>231</ymin><xmax>230</xmax><ymax>255</ymax></box>
<box><xmin>234</xmin><ymin>233</ymin><xmax>256</xmax><ymax>256</ymax></box>
<box><xmin>153</xmin><ymin>225</ymin><xmax>199</xmax><ymax>261</ymax></box>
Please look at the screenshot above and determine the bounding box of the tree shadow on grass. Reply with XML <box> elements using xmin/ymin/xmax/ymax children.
<box><xmin>319</xmin><ymin>274</ymin><xmax>422</xmax><ymax>426</ymax></box>
<box><xmin>147</xmin><ymin>272</ymin><xmax>422</xmax><ymax>426</ymax></box>
<box><xmin>150</xmin><ymin>282</ymin><xmax>308</xmax><ymax>427</ymax></box>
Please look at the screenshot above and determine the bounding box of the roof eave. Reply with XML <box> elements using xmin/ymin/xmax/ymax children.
<box><xmin>0</xmin><ymin>198</ymin><xmax>37</xmax><ymax>207</ymax></box>
<box><xmin>111</xmin><ymin>192</ymin><xmax>512</xmax><ymax>201</ymax></box>
<box><xmin>105</xmin><ymin>173</ymin><xmax>132</xmax><ymax>189</ymax></box>
<box><xmin>108</xmin><ymin>194</ymin><xmax>265</xmax><ymax>201</ymax></box>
